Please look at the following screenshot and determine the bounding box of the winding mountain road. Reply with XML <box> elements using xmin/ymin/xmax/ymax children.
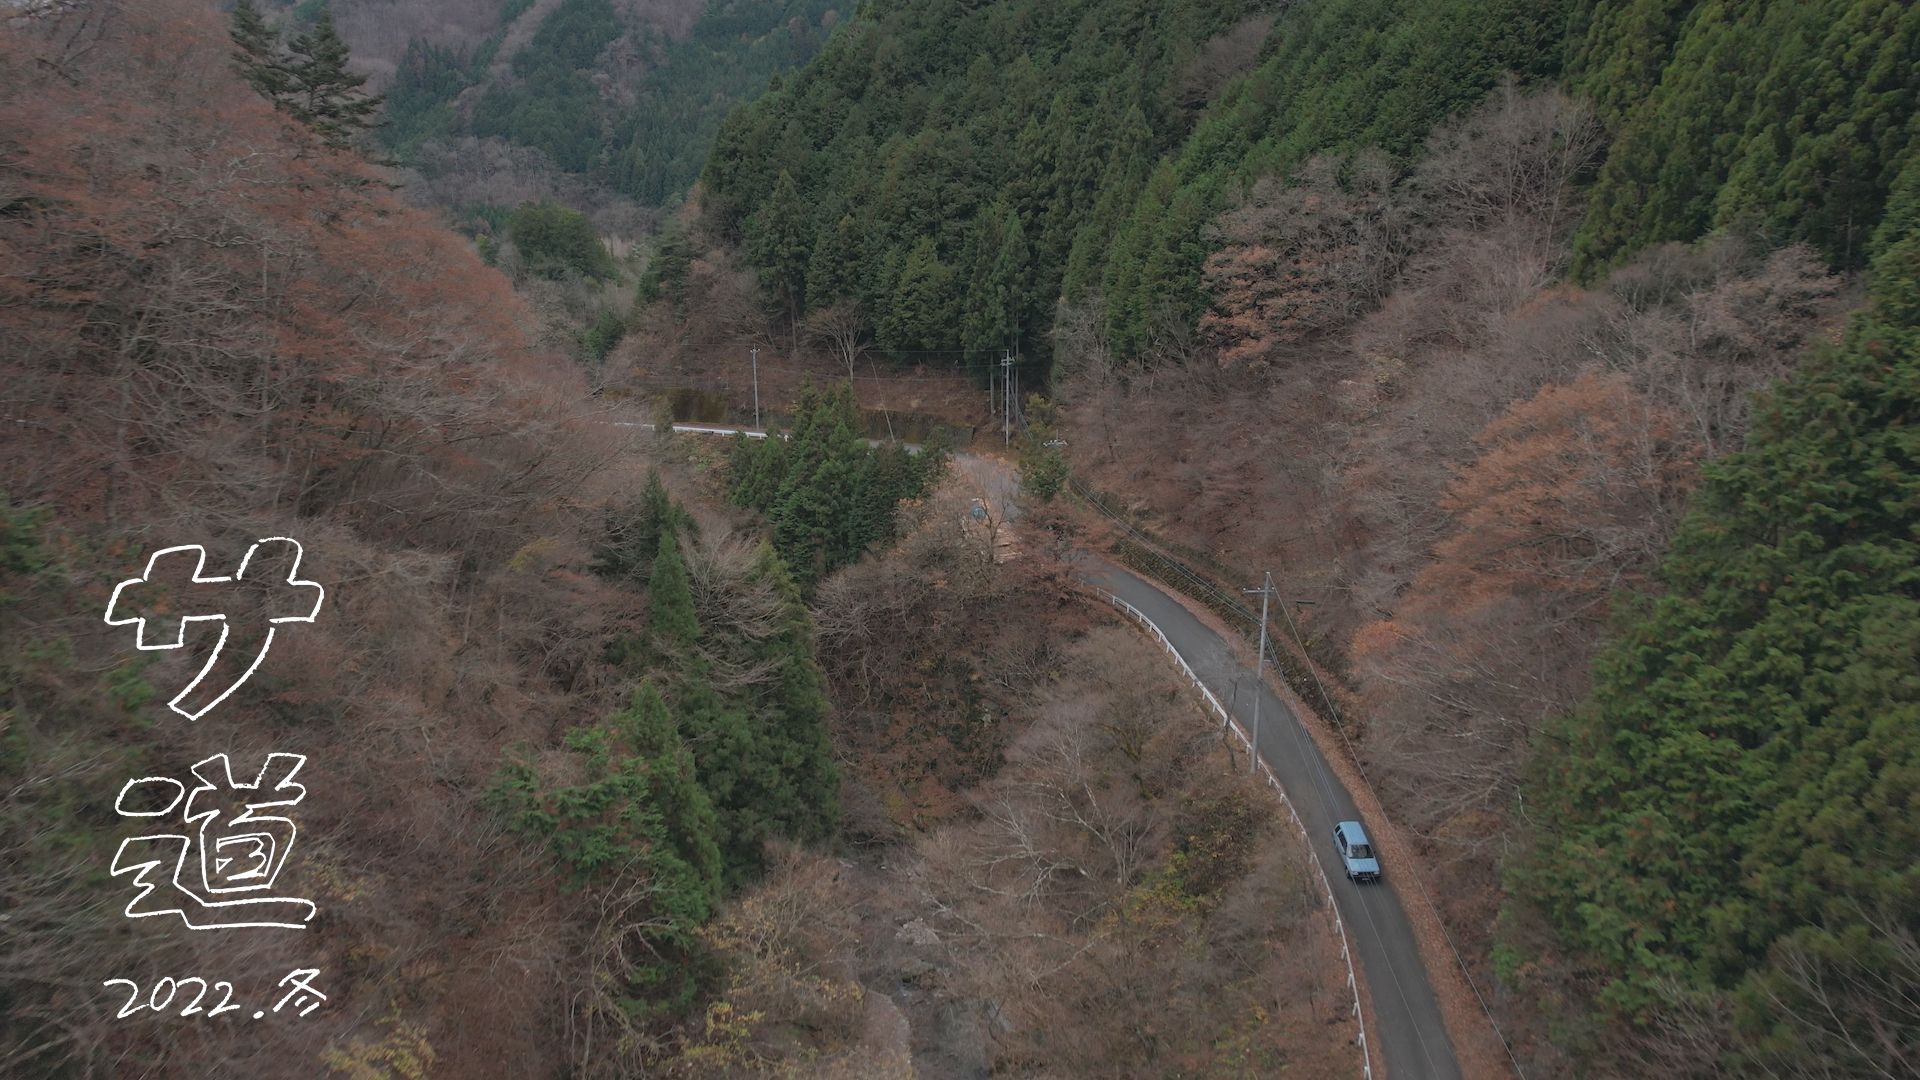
<box><xmin>1075</xmin><ymin>552</ymin><xmax>1462</xmax><ymax>1080</ymax></box>
<box><xmin>635</xmin><ymin>421</ymin><xmax>1465</xmax><ymax>1078</ymax></box>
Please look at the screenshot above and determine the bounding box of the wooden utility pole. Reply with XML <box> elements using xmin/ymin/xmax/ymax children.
<box><xmin>750</xmin><ymin>346</ymin><xmax>761</xmax><ymax>429</ymax></box>
<box><xmin>1244</xmin><ymin>571</ymin><xmax>1276</xmax><ymax>773</ymax></box>
<box><xmin>1002</xmin><ymin>351</ymin><xmax>1014</xmax><ymax>446</ymax></box>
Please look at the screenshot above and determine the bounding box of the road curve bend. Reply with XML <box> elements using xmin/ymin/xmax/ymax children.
<box><xmin>615</xmin><ymin>423</ymin><xmax>1462</xmax><ymax>1077</ymax></box>
<box><xmin>1077</xmin><ymin>553</ymin><xmax>1463</xmax><ymax>1080</ymax></box>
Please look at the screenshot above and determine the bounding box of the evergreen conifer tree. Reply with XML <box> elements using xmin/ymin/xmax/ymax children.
<box><xmin>492</xmin><ymin>688</ymin><xmax>724</xmax><ymax>1015</ymax></box>
<box><xmin>1868</xmin><ymin>156</ymin><xmax>1920</xmax><ymax>322</ymax></box>
<box><xmin>649</xmin><ymin>530</ymin><xmax>699</xmax><ymax>651</ymax></box>
<box><xmin>994</xmin><ymin>206</ymin><xmax>1031</xmax><ymax>348</ymax></box>
<box><xmin>728</xmin><ymin>431</ymin><xmax>788</xmax><ymax>510</ymax></box>
<box><xmin>879</xmin><ymin>237</ymin><xmax>953</xmax><ymax>352</ymax></box>
<box><xmin>772</xmin><ymin>452</ymin><xmax>854</xmax><ymax>587</ymax></box>
<box><xmin>749</xmin><ymin>169</ymin><xmax>811</xmax><ymax>339</ymax></box>
<box><xmin>750</xmin><ymin>543</ymin><xmax>841</xmax><ymax>841</ymax></box>
<box><xmin>961</xmin><ymin>205</ymin><xmax>1017</xmax><ymax>354</ymax></box>
<box><xmin>228</xmin><ymin>0</ymin><xmax>291</xmax><ymax>104</ymax></box>
<box><xmin>282</xmin><ymin>6</ymin><xmax>383</xmax><ymax>149</ymax></box>
<box><xmin>729</xmin><ymin>382</ymin><xmax>941</xmax><ymax>588</ymax></box>
<box><xmin>672</xmin><ymin>662</ymin><xmax>774</xmax><ymax>885</ymax></box>
<box><xmin>636</xmin><ymin>231</ymin><xmax>695</xmax><ymax>312</ymax></box>
<box><xmin>616</xmin><ymin>683</ymin><xmax>723</xmax><ymax>904</ymax></box>
<box><xmin>806</xmin><ymin>211</ymin><xmax>863</xmax><ymax>309</ymax></box>
<box><xmin>593</xmin><ymin>471</ymin><xmax>690</xmax><ymax>586</ymax></box>
<box><xmin>1018</xmin><ymin>394</ymin><xmax>1069</xmax><ymax>502</ymax></box>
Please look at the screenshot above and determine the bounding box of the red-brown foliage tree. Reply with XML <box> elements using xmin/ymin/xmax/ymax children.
<box><xmin>0</xmin><ymin>0</ymin><xmax>595</xmax><ymax>549</ymax></box>
<box><xmin>1352</xmin><ymin>372</ymin><xmax>1698</xmax><ymax>837</ymax></box>
<box><xmin>1200</xmin><ymin>150</ymin><xmax>1420</xmax><ymax>365</ymax></box>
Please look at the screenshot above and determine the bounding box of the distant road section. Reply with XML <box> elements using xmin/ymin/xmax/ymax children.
<box><xmin>613</xmin><ymin>421</ymin><xmax>923</xmax><ymax>452</ymax></box>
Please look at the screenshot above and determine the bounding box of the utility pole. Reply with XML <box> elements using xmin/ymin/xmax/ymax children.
<box><xmin>1002</xmin><ymin>351</ymin><xmax>1014</xmax><ymax>446</ymax></box>
<box><xmin>1244</xmin><ymin>571</ymin><xmax>1276</xmax><ymax>773</ymax></box>
<box><xmin>749</xmin><ymin>347</ymin><xmax>761</xmax><ymax>429</ymax></box>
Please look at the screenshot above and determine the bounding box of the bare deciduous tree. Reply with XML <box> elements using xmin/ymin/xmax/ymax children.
<box><xmin>805</xmin><ymin>302</ymin><xmax>872</xmax><ymax>385</ymax></box>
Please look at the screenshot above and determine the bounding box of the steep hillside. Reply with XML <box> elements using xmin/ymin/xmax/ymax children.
<box><xmin>310</xmin><ymin>0</ymin><xmax>840</xmax><ymax>210</ymax></box>
<box><xmin>0</xmin><ymin>3</ymin><xmax>855</xmax><ymax>1075</ymax></box>
<box><xmin>8</xmin><ymin>0</ymin><xmax>1914</xmax><ymax>1076</ymax></box>
<box><xmin>705</xmin><ymin>0</ymin><xmax>1912</xmax><ymax>366</ymax></box>
<box><xmin>1509</xmin><ymin>184</ymin><xmax>1919</xmax><ymax>1077</ymax></box>
<box><xmin>2</xmin><ymin>10</ymin><xmax>1350</xmax><ymax>1079</ymax></box>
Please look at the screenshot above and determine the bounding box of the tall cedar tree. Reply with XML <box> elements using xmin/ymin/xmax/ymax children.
<box><xmin>961</xmin><ymin>202</ymin><xmax>1031</xmax><ymax>353</ymax></box>
<box><xmin>807</xmin><ymin>212</ymin><xmax>864</xmax><ymax>309</ymax></box>
<box><xmin>879</xmin><ymin>237</ymin><xmax>955</xmax><ymax>353</ymax></box>
<box><xmin>748</xmin><ymin>170</ymin><xmax>811</xmax><ymax>341</ymax></box>
<box><xmin>672</xmin><ymin>667</ymin><xmax>764</xmax><ymax>883</ymax></box>
<box><xmin>227</xmin><ymin>0</ymin><xmax>290</xmax><ymax>102</ymax></box>
<box><xmin>592</xmin><ymin>470</ymin><xmax>692</xmax><ymax>585</ymax></box>
<box><xmin>282</xmin><ymin>6</ymin><xmax>383</xmax><ymax>149</ymax></box>
<box><xmin>637</xmin><ymin>230</ymin><xmax>696</xmax><ymax>311</ymax></box>
<box><xmin>751</xmin><ymin>542</ymin><xmax>842</xmax><ymax>843</ymax></box>
<box><xmin>648</xmin><ymin>528</ymin><xmax>700</xmax><ymax>651</ymax></box>
<box><xmin>618</xmin><ymin>683</ymin><xmax>725</xmax><ymax>906</ymax></box>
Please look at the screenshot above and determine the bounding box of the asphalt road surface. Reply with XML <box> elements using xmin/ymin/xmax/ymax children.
<box><xmin>1076</xmin><ymin>552</ymin><xmax>1464</xmax><ymax>1080</ymax></box>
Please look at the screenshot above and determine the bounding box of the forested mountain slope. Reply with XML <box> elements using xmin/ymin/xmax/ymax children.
<box><xmin>5</xmin><ymin>0</ymin><xmax>1915</xmax><ymax>1075</ymax></box>
<box><xmin>693</xmin><ymin>1</ymin><xmax>1918</xmax><ymax>1076</ymax></box>
<box><xmin>256</xmin><ymin>0</ymin><xmax>839</xmax><ymax>212</ymax></box>
<box><xmin>4</xmin><ymin>8</ymin><xmax>1338</xmax><ymax>1078</ymax></box>
<box><xmin>1513</xmin><ymin>214</ymin><xmax>1919</xmax><ymax>1074</ymax></box>
<box><xmin>706</xmin><ymin>0</ymin><xmax>1914</xmax><ymax>363</ymax></box>
<box><xmin>0</xmin><ymin>3</ymin><xmax>852</xmax><ymax>1074</ymax></box>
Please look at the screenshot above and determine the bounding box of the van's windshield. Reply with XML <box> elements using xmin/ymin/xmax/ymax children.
<box><xmin>1351</xmin><ymin>844</ymin><xmax>1372</xmax><ymax>859</ymax></box>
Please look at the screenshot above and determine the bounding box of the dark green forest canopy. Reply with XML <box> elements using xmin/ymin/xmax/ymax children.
<box><xmin>727</xmin><ymin>383</ymin><xmax>944</xmax><ymax>588</ymax></box>
<box><xmin>704</xmin><ymin>0</ymin><xmax>1916</xmax><ymax>361</ymax></box>
<box><xmin>497</xmin><ymin>482</ymin><xmax>843</xmax><ymax>1014</ymax></box>
<box><xmin>704</xmin><ymin>0</ymin><xmax>1267</xmax><ymax>361</ymax></box>
<box><xmin>1568</xmin><ymin>0</ymin><xmax>1918</xmax><ymax>275</ymax></box>
<box><xmin>1509</xmin><ymin>193</ymin><xmax>1920</xmax><ymax>1074</ymax></box>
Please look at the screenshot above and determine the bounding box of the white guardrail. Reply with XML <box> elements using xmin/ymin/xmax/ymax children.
<box><xmin>1095</xmin><ymin>588</ymin><xmax>1373</xmax><ymax>1080</ymax></box>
